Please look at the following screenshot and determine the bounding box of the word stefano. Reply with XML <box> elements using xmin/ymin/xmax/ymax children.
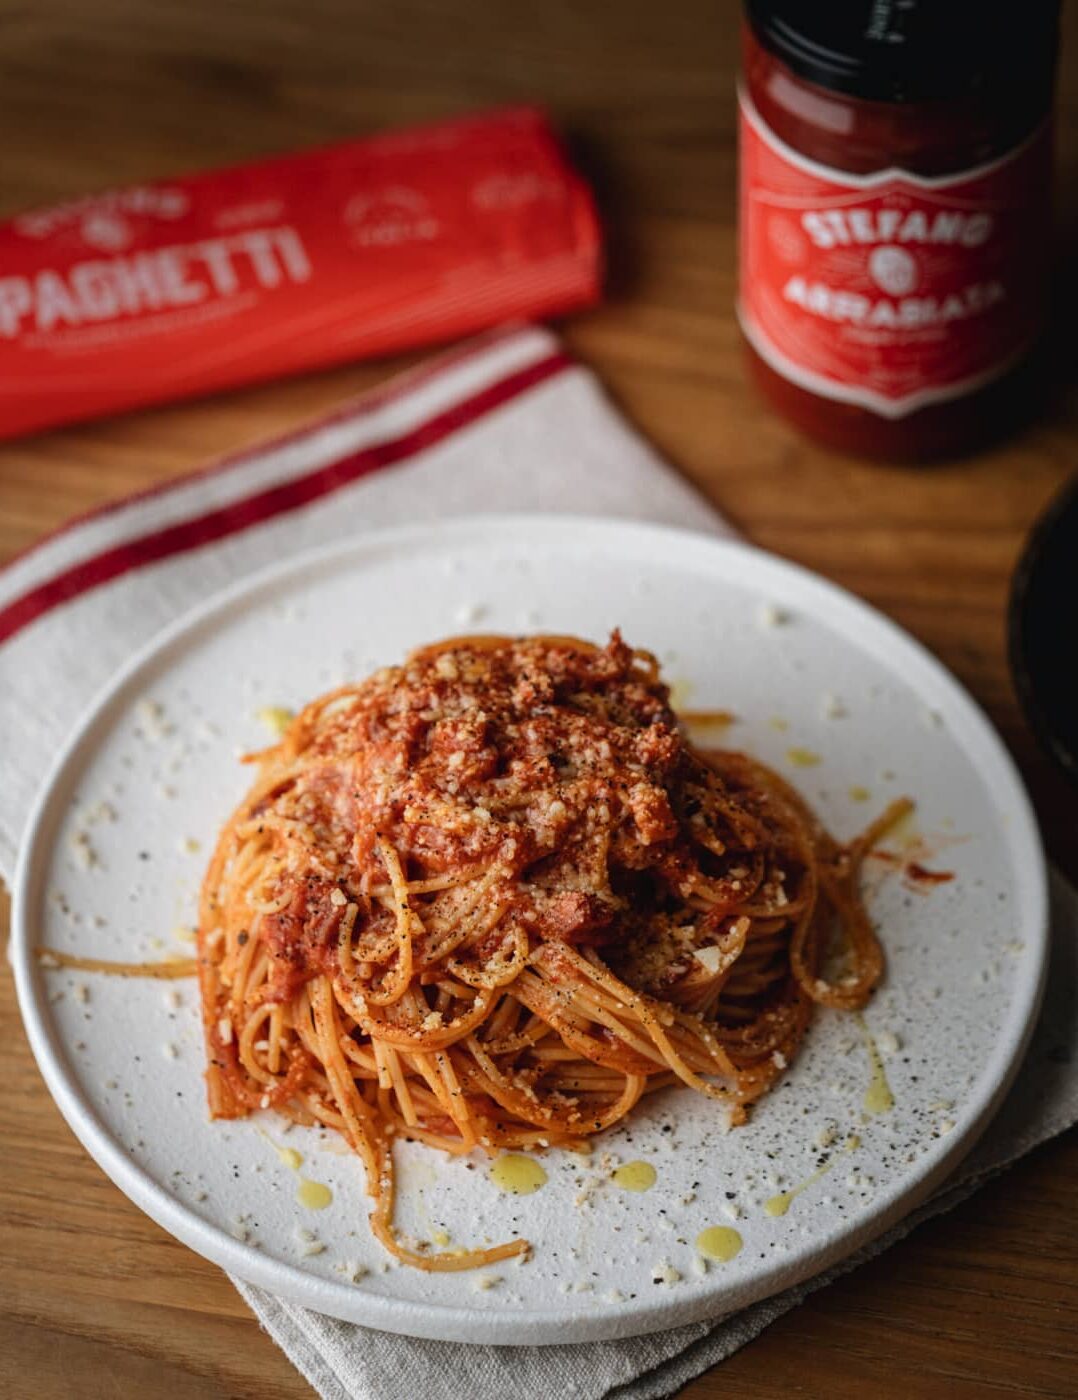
<box><xmin>799</xmin><ymin>208</ymin><xmax>993</xmax><ymax>250</ymax></box>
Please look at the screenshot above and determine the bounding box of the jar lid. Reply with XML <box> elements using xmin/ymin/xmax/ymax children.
<box><xmin>746</xmin><ymin>2</ymin><xmax>1059</xmax><ymax>104</ymax></box>
<box><xmin>1009</xmin><ymin>476</ymin><xmax>1078</xmax><ymax>790</ymax></box>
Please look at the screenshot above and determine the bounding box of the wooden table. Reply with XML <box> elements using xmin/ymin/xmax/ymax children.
<box><xmin>2</xmin><ymin>3</ymin><xmax>1077</xmax><ymax>1396</ymax></box>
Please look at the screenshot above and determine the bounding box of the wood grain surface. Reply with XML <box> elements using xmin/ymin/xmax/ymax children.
<box><xmin>2</xmin><ymin>2</ymin><xmax>1077</xmax><ymax>1397</ymax></box>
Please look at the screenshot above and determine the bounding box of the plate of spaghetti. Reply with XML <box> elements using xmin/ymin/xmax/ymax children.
<box><xmin>13</xmin><ymin>516</ymin><xmax>1047</xmax><ymax>1344</ymax></box>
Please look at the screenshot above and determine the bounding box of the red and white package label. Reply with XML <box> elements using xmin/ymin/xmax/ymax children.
<box><xmin>0</xmin><ymin>107</ymin><xmax>600</xmax><ymax>441</ymax></box>
<box><xmin>738</xmin><ymin>91</ymin><xmax>1051</xmax><ymax>418</ymax></box>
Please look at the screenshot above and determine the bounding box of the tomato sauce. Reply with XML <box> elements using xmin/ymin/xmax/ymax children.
<box><xmin>738</xmin><ymin>2</ymin><xmax>1060</xmax><ymax>460</ymax></box>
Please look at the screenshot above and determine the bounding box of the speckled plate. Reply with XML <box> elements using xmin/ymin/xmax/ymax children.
<box><xmin>13</xmin><ymin>516</ymin><xmax>1047</xmax><ymax>1345</ymax></box>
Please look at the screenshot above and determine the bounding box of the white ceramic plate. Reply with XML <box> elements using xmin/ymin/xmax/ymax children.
<box><xmin>13</xmin><ymin>516</ymin><xmax>1047</xmax><ymax>1345</ymax></box>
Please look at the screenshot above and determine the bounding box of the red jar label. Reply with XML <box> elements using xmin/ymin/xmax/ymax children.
<box><xmin>738</xmin><ymin>90</ymin><xmax>1050</xmax><ymax>418</ymax></box>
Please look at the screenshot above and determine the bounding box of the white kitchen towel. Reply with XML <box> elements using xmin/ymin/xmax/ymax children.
<box><xmin>1</xmin><ymin>324</ymin><xmax>1075</xmax><ymax>1399</ymax></box>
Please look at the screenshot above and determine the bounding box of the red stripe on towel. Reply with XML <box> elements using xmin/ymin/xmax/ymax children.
<box><xmin>0</xmin><ymin>349</ymin><xmax>571</xmax><ymax>645</ymax></box>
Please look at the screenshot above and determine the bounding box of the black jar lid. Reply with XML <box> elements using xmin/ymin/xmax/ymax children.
<box><xmin>1009</xmin><ymin>476</ymin><xmax>1078</xmax><ymax>790</ymax></box>
<box><xmin>745</xmin><ymin>2</ymin><xmax>1060</xmax><ymax>104</ymax></box>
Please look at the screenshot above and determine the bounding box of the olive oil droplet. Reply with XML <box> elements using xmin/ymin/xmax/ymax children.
<box><xmin>611</xmin><ymin>1160</ymin><xmax>656</xmax><ymax>1192</ymax></box>
<box><xmin>297</xmin><ymin>1178</ymin><xmax>333</xmax><ymax>1210</ymax></box>
<box><xmin>855</xmin><ymin>1013</ymin><xmax>895</xmax><ymax>1115</ymax></box>
<box><xmin>696</xmin><ymin>1226</ymin><xmax>743</xmax><ymax>1262</ymax></box>
<box><xmin>763</xmin><ymin>1133</ymin><xmax>862</xmax><ymax>1218</ymax></box>
<box><xmin>489</xmin><ymin>1154</ymin><xmax>547</xmax><ymax>1195</ymax></box>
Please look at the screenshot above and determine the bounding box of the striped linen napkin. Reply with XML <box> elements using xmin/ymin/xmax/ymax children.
<box><xmin>2</xmin><ymin>325</ymin><xmax>1076</xmax><ymax>1400</ymax></box>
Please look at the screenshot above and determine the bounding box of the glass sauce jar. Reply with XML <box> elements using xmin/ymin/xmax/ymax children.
<box><xmin>738</xmin><ymin>2</ymin><xmax>1060</xmax><ymax>460</ymax></box>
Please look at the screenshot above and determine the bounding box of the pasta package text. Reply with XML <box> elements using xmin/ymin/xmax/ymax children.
<box><xmin>0</xmin><ymin>107</ymin><xmax>600</xmax><ymax>440</ymax></box>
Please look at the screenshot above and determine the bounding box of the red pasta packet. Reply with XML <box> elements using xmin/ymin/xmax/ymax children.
<box><xmin>0</xmin><ymin>107</ymin><xmax>601</xmax><ymax>441</ymax></box>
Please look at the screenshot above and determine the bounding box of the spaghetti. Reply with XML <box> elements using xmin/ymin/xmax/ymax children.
<box><xmin>37</xmin><ymin>949</ymin><xmax>198</xmax><ymax>979</ymax></box>
<box><xmin>194</xmin><ymin>631</ymin><xmax>907</xmax><ymax>1270</ymax></box>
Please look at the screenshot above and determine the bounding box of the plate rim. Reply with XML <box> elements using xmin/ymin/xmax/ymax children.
<box><xmin>12</xmin><ymin>513</ymin><xmax>1049</xmax><ymax>1344</ymax></box>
